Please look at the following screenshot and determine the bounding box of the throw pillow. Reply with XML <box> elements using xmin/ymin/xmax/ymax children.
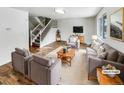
<box><xmin>97</xmin><ymin>52</ymin><xmax>107</xmax><ymax>59</ymax></box>
<box><xmin>92</xmin><ymin>41</ymin><xmax>101</xmax><ymax>51</ymax></box>
<box><xmin>106</xmin><ymin>49</ymin><xmax>119</xmax><ymax>62</ymax></box>
<box><xmin>91</xmin><ymin>41</ymin><xmax>95</xmax><ymax>48</ymax></box>
<box><xmin>117</xmin><ymin>53</ymin><xmax>124</xmax><ymax>64</ymax></box>
<box><xmin>97</xmin><ymin>46</ymin><xmax>105</xmax><ymax>55</ymax></box>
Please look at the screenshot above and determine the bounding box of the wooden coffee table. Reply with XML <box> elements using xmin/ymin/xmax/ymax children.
<box><xmin>57</xmin><ymin>49</ymin><xmax>75</xmax><ymax>66</ymax></box>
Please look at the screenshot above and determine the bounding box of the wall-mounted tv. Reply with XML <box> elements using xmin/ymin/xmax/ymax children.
<box><xmin>73</xmin><ymin>26</ymin><xmax>83</xmax><ymax>33</ymax></box>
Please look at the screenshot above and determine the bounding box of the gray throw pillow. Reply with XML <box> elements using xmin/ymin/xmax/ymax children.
<box><xmin>117</xmin><ymin>53</ymin><xmax>124</xmax><ymax>64</ymax></box>
<box><xmin>106</xmin><ymin>49</ymin><xmax>118</xmax><ymax>61</ymax></box>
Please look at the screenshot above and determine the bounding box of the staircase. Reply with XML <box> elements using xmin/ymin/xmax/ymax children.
<box><xmin>29</xmin><ymin>16</ymin><xmax>52</xmax><ymax>51</ymax></box>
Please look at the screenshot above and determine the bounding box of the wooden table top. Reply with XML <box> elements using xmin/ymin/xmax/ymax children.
<box><xmin>57</xmin><ymin>49</ymin><xmax>75</xmax><ymax>57</ymax></box>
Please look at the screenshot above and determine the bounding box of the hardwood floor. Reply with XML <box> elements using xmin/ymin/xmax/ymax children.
<box><xmin>0</xmin><ymin>41</ymin><xmax>87</xmax><ymax>85</ymax></box>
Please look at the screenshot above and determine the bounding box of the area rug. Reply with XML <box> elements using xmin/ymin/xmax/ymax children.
<box><xmin>45</xmin><ymin>46</ymin><xmax>98</xmax><ymax>85</ymax></box>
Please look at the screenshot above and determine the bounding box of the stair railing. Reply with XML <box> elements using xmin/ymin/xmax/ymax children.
<box><xmin>32</xmin><ymin>19</ymin><xmax>52</xmax><ymax>43</ymax></box>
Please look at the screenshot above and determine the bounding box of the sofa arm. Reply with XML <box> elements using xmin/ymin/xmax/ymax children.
<box><xmin>48</xmin><ymin>59</ymin><xmax>61</xmax><ymax>85</ymax></box>
<box><xmin>102</xmin><ymin>60</ymin><xmax>124</xmax><ymax>70</ymax></box>
<box><xmin>88</xmin><ymin>56</ymin><xmax>103</xmax><ymax>77</ymax></box>
<box><xmin>88</xmin><ymin>56</ymin><xmax>124</xmax><ymax>81</ymax></box>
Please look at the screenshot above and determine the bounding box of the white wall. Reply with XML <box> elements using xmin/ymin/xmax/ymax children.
<box><xmin>57</xmin><ymin>18</ymin><xmax>96</xmax><ymax>44</ymax></box>
<box><xmin>0</xmin><ymin>8</ymin><xmax>29</xmax><ymax>66</ymax></box>
<box><xmin>96</xmin><ymin>7</ymin><xmax>124</xmax><ymax>53</ymax></box>
<box><xmin>40</xmin><ymin>28</ymin><xmax>57</xmax><ymax>47</ymax></box>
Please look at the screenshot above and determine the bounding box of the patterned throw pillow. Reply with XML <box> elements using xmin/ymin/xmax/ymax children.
<box><xmin>102</xmin><ymin>64</ymin><xmax>116</xmax><ymax>78</ymax></box>
<box><xmin>92</xmin><ymin>41</ymin><xmax>101</xmax><ymax>51</ymax></box>
<box><xmin>91</xmin><ymin>41</ymin><xmax>95</xmax><ymax>48</ymax></box>
<box><xmin>97</xmin><ymin>52</ymin><xmax>107</xmax><ymax>59</ymax></box>
<box><xmin>97</xmin><ymin>46</ymin><xmax>105</xmax><ymax>55</ymax></box>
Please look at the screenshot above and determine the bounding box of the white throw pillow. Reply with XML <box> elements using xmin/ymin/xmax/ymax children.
<box><xmin>92</xmin><ymin>41</ymin><xmax>101</xmax><ymax>51</ymax></box>
<box><xmin>91</xmin><ymin>41</ymin><xmax>95</xmax><ymax>48</ymax></box>
<box><xmin>97</xmin><ymin>46</ymin><xmax>105</xmax><ymax>55</ymax></box>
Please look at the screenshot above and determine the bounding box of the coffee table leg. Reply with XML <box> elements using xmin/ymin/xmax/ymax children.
<box><xmin>67</xmin><ymin>57</ymin><xmax>72</xmax><ymax>66</ymax></box>
<box><xmin>70</xmin><ymin>62</ymin><xmax>71</xmax><ymax>66</ymax></box>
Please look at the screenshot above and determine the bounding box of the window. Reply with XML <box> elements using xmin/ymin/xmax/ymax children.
<box><xmin>98</xmin><ymin>14</ymin><xmax>107</xmax><ymax>39</ymax></box>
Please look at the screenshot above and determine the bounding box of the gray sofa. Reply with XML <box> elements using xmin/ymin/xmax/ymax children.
<box><xmin>86</xmin><ymin>43</ymin><xmax>124</xmax><ymax>81</ymax></box>
<box><xmin>12</xmin><ymin>48</ymin><xmax>61</xmax><ymax>85</ymax></box>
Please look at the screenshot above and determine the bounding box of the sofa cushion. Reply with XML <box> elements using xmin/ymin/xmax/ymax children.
<box><xmin>106</xmin><ymin>48</ymin><xmax>118</xmax><ymax>61</ymax></box>
<box><xmin>86</xmin><ymin>47</ymin><xmax>97</xmax><ymax>56</ymax></box>
<box><xmin>117</xmin><ymin>53</ymin><xmax>124</xmax><ymax>64</ymax></box>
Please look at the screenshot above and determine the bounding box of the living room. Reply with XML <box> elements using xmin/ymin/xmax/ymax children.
<box><xmin>0</xmin><ymin>7</ymin><xmax>124</xmax><ymax>85</ymax></box>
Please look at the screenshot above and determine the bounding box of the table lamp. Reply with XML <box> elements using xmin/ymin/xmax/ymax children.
<box><xmin>92</xmin><ymin>35</ymin><xmax>97</xmax><ymax>42</ymax></box>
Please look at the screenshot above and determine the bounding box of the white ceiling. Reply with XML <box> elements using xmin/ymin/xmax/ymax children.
<box><xmin>14</xmin><ymin>7</ymin><xmax>102</xmax><ymax>19</ymax></box>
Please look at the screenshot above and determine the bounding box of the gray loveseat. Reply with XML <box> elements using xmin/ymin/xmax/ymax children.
<box><xmin>86</xmin><ymin>42</ymin><xmax>124</xmax><ymax>82</ymax></box>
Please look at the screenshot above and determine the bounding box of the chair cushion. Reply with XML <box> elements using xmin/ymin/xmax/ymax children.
<box><xmin>106</xmin><ymin>48</ymin><xmax>118</xmax><ymax>61</ymax></box>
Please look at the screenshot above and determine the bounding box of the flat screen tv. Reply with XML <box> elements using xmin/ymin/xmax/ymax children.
<box><xmin>73</xmin><ymin>26</ymin><xmax>83</xmax><ymax>33</ymax></box>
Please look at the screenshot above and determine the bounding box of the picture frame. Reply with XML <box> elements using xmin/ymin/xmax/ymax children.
<box><xmin>110</xmin><ymin>8</ymin><xmax>124</xmax><ymax>41</ymax></box>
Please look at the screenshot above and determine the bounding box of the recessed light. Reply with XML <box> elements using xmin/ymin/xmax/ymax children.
<box><xmin>54</xmin><ymin>8</ymin><xmax>65</xmax><ymax>14</ymax></box>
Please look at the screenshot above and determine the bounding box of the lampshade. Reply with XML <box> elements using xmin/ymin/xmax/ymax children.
<box><xmin>92</xmin><ymin>35</ymin><xmax>97</xmax><ymax>40</ymax></box>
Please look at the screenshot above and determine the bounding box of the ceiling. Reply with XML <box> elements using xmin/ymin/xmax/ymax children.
<box><xmin>14</xmin><ymin>7</ymin><xmax>102</xmax><ymax>19</ymax></box>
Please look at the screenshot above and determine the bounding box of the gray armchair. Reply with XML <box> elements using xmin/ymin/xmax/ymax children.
<box><xmin>28</xmin><ymin>55</ymin><xmax>61</xmax><ymax>85</ymax></box>
<box><xmin>11</xmin><ymin>48</ymin><xmax>32</xmax><ymax>77</ymax></box>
